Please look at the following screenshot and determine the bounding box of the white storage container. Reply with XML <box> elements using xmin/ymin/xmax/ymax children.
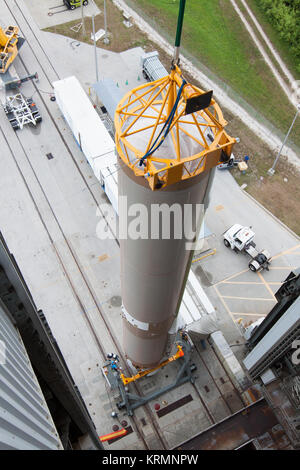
<box><xmin>53</xmin><ymin>76</ymin><xmax>115</xmax><ymax>163</ymax></box>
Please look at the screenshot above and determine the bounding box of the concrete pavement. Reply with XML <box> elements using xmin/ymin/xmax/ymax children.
<box><xmin>193</xmin><ymin>169</ymin><xmax>300</xmax><ymax>330</ymax></box>
<box><xmin>24</xmin><ymin>0</ymin><xmax>100</xmax><ymax>29</ymax></box>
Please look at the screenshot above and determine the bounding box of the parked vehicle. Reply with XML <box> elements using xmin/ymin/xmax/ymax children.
<box><xmin>64</xmin><ymin>0</ymin><xmax>88</xmax><ymax>10</ymax></box>
<box><xmin>0</xmin><ymin>25</ymin><xmax>24</xmax><ymax>74</ymax></box>
<box><xmin>223</xmin><ymin>224</ymin><xmax>271</xmax><ymax>272</ymax></box>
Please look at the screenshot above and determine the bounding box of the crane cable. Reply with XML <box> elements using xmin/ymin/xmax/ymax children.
<box><xmin>139</xmin><ymin>78</ymin><xmax>186</xmax><ymax>167</ymax></box>
<box><xmin>139</xmin><ymin>0</ymin><xmax>187</xmax><ymax>168</ymax></box>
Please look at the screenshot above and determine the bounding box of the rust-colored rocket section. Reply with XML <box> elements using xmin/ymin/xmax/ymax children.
<box><xmin>115</xmin><ymin>66</ymin><xmax>236</xmax><ymax>369</ymax></box>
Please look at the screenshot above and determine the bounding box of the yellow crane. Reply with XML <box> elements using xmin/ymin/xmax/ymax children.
<box><xmin>0</xmin><ymin>25</ymin><xmax>21</xmax><ymax>74</ymax></box>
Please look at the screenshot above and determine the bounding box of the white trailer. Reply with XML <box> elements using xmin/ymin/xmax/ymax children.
<box><xmin>223</xmin><ymin>223</ymin><xmax>271</xmax><ymax>272</ymax></box>
<box><xmin>93</xmin><ymin>155</ymin><xmax>119</xmax><ymax>214</ymax></box>
<box><xmin>53</xmin><ymin>76</ymin><xmax>117</xmax><ymax>208</ymax></box>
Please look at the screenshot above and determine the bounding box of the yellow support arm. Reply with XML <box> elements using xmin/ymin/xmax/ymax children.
<box><xmin>120</xmin><ymin>345</ymin><xmax>185</xmax><ymax>385</ymax></box>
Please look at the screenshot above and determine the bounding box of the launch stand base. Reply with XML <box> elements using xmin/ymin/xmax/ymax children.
<box><xmin>103</xmin><ymin>334</ymin><xmax>196</xmax><ymax>417</ymax></box>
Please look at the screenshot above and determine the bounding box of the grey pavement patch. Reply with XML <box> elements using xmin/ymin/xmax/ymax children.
<box><xmin>24</xmin><ymin>0</ymin><xmax>100</xmax><ymax>29</ymax></box>
<box><xmin>29</xmin><ymin>124</ymin><xmax>42</xmax><ymax>136</ymax></box>
<box><xmin>195</xmin><ymin>265</ymin><xmax>213</xmax><ymax>287</ymax></box>
<box><xmin>41</xmin><ymin>32</ymin><xmax>147</xmax><ymax>95</ymax></box>
<box><xmin>110</xmin><ymin>295</ymin><xmax>122</xmax><ymax>307</ymax></box>
<box><xmin>91</xmin><ymin>374</ymin><xmax>102</xmax><ymax>384</ymax></box>
<box><xmin>103</xmin><ymin>402</ymin><xmax>113</xmax><ymax>412</ymax></box>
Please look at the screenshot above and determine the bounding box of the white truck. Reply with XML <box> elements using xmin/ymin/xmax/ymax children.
<box><xmin>223</xmin><ymin>224</ymin><xmax>271</xmax><ymax>272</ymax></box>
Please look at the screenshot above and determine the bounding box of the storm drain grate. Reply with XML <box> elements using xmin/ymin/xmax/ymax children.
<box><xmin>46</xmin><ymin>153</ymin><xmax>54</xmax><ymax>160</ymax></box>
<box><xmin>156</xmin><ymin>394</ymin><xmax>193</xmax><ymax>418</ymax></box>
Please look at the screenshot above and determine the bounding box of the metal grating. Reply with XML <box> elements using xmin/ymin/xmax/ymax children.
<box><xmin>0</xmin><ymin>302</ymin><xmax>63</xmax><ymax>450</ymax></box>
<box><xmin>248</xmin><ymin>324</ymin><xmax>300</xmax><ymax>380</ymax></box>
<box><xmin>244</xmin><ymin>297</ymin><xmax>300</xmax><ymax>380</ymax></box>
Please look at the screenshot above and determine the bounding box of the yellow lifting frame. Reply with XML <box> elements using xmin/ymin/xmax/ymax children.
<box><xmin>120</xmin><ymin>344</ymin><xmax>185</xmax><ymax>386</ymax></box>
<box><xmin>115</xmin><ymin>65</ymin><xmax>236</xmax><ymax>190</ymax></box>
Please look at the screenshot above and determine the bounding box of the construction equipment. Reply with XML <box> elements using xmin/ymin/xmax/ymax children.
<box><xmin>119</xmin><ymin>344</ymin><xmax>185</xmax><ymax>385</ymax></box>
<box><xmin>3</xmin><ymin>93</ymin><xmax>42</xmax><ymax>130</ymax></box>
<box><xmin>101</xmin><ymin>331</ymin><xmax>196</xmax><ymax>416</ymax></box>
<box><xmin>0</xmin><ymin>25</ymin><xmax>24</xmax><ymax>74</ymax></box>
<box><xmin>3</xmin><ymin>72</ymin><xmax>38</xmax><ymax>91</ymax></box>
<box><xmin>64</xmin><ymin>0</ymin><xmax>88</xmax><ymax>10</ymax></box>
<box><xmin>217</xmin><ymin>156</ymin><xmax>238</xmax><ymax>170</ymax></box>
<box><xmin>223</xmin><ymin>224</ymin><xmax>271</xmax><ymax>272</ymax></box>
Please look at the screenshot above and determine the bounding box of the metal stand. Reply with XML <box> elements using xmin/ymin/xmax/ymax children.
<box><xmin>3</xmin><ymin>93</ymin><xmax>42</xmax><ymax>130</ymax></box>
<box><xmin>102</xmin><ymin>333</ymin><xmax>196</xmax><ymax>416</ymax></box>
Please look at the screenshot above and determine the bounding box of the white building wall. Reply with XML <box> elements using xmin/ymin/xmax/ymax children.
<box><xmin>0</xmin><ymin>302</ymin><xmax>63</xmax><ymax>450</ymax></box>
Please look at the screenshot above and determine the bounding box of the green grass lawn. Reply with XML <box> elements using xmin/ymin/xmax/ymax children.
<box><xmin>126</xmin><ymin>0</ymin><xmax>300</xmax><ymax>150</ymax></box>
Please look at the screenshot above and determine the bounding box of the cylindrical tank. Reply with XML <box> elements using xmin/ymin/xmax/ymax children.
<box><xmin>119</xmin><ymin>166</ymin><xmax>214</xmax><ymax>368</ymax></box>
<box><xmin>115</xmin><ymin>66</ymin><xmax>235</xmax><ymax>369</ymax></box>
